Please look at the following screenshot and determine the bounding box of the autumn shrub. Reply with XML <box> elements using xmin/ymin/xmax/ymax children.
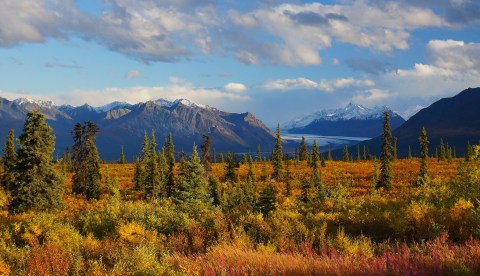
<box><xmin>26</xmin><ymin>242</ymin><xmax>72</xmax><ymax>276</ymax></box>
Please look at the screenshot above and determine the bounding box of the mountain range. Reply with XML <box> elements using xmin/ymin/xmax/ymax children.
<box><xmin>344</xmin><ymin>87</ymin><xmax>480</xmax><ymax>158</ymax></box>
<box><xmin>286</xmin><ymin>103</ymin><xmax>405</xmax><ymax>138</ymax></box>
<box><xmin>0</xmin><ymin>97</ymin><xmax>275</xmax><ymax>160</ymax></box>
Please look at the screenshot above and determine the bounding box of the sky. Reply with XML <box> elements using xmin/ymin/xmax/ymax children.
<box><xmin>0</xmin><ymin>0</ymin><xmax>479</xmax><ymax>126</ymax></box>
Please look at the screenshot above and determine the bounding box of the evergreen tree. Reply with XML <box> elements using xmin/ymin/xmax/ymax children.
<box><xmin>257</xmin><ymin>144</ymin><xmax>261</xmax><ymax>162</ymax></box>
<box><xmin>212</xmin><ymin>148</ymin><xmax>217</xmax><ymax>163</ymax></box>
<box><xmin>224</xmin><ymin>152</ymin><xmax>237</xmax><ymax>182</ymax></box>
<box><xmin>310</xmin><ymin>140</ymin><xmax>319</xmax><ymax>169</ymax></box>
<box><xmin>257</xmin><ymin>182</ymin><xmax>277</xmax><ymax>217</ymax></box>
<box><xmin>327</xmin><ymin>147</ymin><xmax>332</xmax><ymax>161</ymax></box>
<box><xmin>417</xmin><ymin>127</ymin><xmax>430</xmax><ymax>186</ymax></box>
<box><xmin>174</xmin><ymin>146</ymin><xmax>209</xmax><ymax>204</ymax></box>
<box><xmin>393</xmin><ymin>137</ymin><xmax>398</xmax><ymax>160</ymax></box>
<box><xmin>438</xmin><ymin>138</ymin><xmax>446</xmax><ymax>161</ymax></box>
<box><xmin>343</xmin><ymin>145</ymin><xmax>349</xmax><ymax>162</ymax></box>
<box><xmin>85</xmin><ymin>135</ymin><xmax>102</xmax><ymax>200</ymax></box>
<box><xmin>62</xmin><ymin>146</ymin><xmax>72</xmax><ymax>170</ymax></box>
<box><xmin>118</xmin><ymin>145</ymin><xmax>126</xmax><ymax>164</ymax></box>
<box><xmin>363</xmin><ymin>145</ymin><xmax>369</xmax><ymax>160</ymax></box>
<box><xmin>465</xmin><ymin>141</ymin><xmax>472</xmax><ymax>162</ymax></box>
<box><xmin>200</xmin><ymin>134</ymin><xmax>212</xmax><ymax>172</ymax></box>
<box><xmin>376</xmin><ymin>111</ymin><xmax>393</xmax><ymax>190</ymax></box>
<box><xmin>320</xmin><ymin>151</ymin><xmax>326</xmax><ymax>167</ymax></box>
<box><xmin>284</xmin><ymin>152</ymin><xmax>291</xmax><ymax>196</ymax></box>
<box><xmin>208</xmin><ymin>175</ymin><xmax>222</xmax><ymax>206</ymax></box>
<box><xmin>245</xmin><ymin>156</ymin><xmax>256</xmax><ymax>209</ymax></box>
<box><xmin>218</xmin><ymin>153</ymin><xmax>224</xmax><ymax>163</ymax></box>
<box><xmin>271</xmin><ymin>124</ymin><xmax>283</xmax><ymax>180</ymax></box>
<box><xmin>408</xmin><ymin>145</ymin><xmax>412</xmax><ymax>159</ymax></box>
<box><xmin>2</xmin><ymin>130</ymin><xmax>16</xmax><ymax>191</ymax></box>
<box><xmin>164</xmin><ymin>133</ymin><xmax>175</xmax><ymax>197</ymax></box>
<box><xmin>299</xmin><ymin>136</ymin><xmax>308</xmax><ymax>161</ymax></box>
<box><xmin>311</xmin><ymin>167</ymin><xmax>325</xmax><ymax>203</ymax></box>
<box><xmin>144</xmin><ymin>131</ymin><xmax>161</xmax><ymax>198</ymax></box>
<box><xmin>9</xmin><ymin>111</ymin><xmax>64</xmax><ymax>213</ymax></box>
<box><xmin>357</xmin><ymin>144</ymin><xmax>361</xmax><ymax>161</ymax></box>
<box><xmin>133</xmin><ymin>157</ymin><xmax>144</xmax><ymax>190</ymax></box>
<box><xmin>71</xmin><ymin>121</ymin><xmax>102</xmax><ymax>200</ymax></box>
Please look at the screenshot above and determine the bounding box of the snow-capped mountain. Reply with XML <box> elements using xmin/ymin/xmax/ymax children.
<box><xmin>286</xmin><ymin>102</ymin><xmax>405</xmax><ymax>138</ymax></box>
<box><xmin>13</xmin><ymin>97</ymin><xmax>56</xmax><ymax>109</ymax></box>
<box><xmin>1</xmin><ymin>96</ymin><xmax>275</xmax><ymax>160</ymax></box>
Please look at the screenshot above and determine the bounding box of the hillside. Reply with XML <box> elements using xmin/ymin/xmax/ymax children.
<box><xmin>0</xmin><ymin>97</ymin><xmax>275</xmax><ymax>160</ymax></box>
<box><xmin>286</xmin><ymin>103</ymin><xmax>405</xmax><ymax>138</ymax></box>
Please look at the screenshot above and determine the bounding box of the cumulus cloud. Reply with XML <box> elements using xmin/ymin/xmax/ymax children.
<box><xmin>351</xmin><ymin>89</ymin><xmax>396</xmax><ymax>105</ymax></box>
<box><xmin>263</xmin><ymin>77</ymin><xmax>375</xmax><ymax>92</ymax></box>
<box><xmin>224</xmin><ymin>82</ymin><xmax>247</xmax><ymax>93</ymax></box>
<box><xmin>0</xmin><ymin>0</ymin><xmax>457</xmax><ymax>65</ymax></box>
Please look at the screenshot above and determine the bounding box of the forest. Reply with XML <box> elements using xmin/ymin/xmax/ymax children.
<box><xmin>1</xmin><ymin>110</ymin><xmax>480</xmax><ymax>275</ymax></box>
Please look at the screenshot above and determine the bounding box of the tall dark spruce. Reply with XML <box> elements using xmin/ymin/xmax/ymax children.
<box><xmin>9</xmin><ymin>111</ymin><xmax>64</xmax><ymax>213</ymax></box>
<box><xmin>71</xmin><ymin>121</ymin><xmax>102</xmax><ymax>200</ymax></box>
<box><xmin>271</xmin><ymin>123</ymin><xmax>283</xmax><ymax>180</ymax></box>
<box><xmin>376</xmin><ymin>111</ymin><xmax>393</xmax><ymax>190</ymax></box>
<box><xmin>2</xmin><ymin>130</ymin><xmax>16</xmax><ymax>191</ymax></box>
<box><xmin>417</xmin><ymin>127</ymin><xmax>430</xmax><ymax>186</ymax></box>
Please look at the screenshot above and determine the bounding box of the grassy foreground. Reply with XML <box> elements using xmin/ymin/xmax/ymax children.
<box><xmin>1</xmin><ymin>158</ymin><xmax>480</xmax><ymax>275</ymax></box>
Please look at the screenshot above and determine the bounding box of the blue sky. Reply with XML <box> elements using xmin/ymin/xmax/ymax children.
<box><xmin>0</xmin><ymin>0</ymin><xmax>479</xmax><ymax>126</ymax></box>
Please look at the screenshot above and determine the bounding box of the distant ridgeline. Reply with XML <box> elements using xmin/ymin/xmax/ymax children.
<box><xmin>339</xmin><ymin>87</ymin><xmax>480</xmax><ymax>159</ymax></box>
<box><xmin>285</xmin><ymin>102</ymin><xmax>405</xmax><ymax>138</ymax></box>
<box><xmin>0</xmin><ymin>98</ymin><xmax>276</xmax><ymax>161</ymax></box>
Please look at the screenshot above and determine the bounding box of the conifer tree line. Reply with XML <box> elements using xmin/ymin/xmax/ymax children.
<box><xmin>1</xmin><ymin>109</ymin><xmax>476</xmax><ymax>215</ymax></box>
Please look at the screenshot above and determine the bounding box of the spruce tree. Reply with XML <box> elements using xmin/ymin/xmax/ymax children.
<box><xmin>438</xmin><ymin>138</ymin><xmax>446</xmax><ymax>161</ymax></box>
<box><xmin>62</xmin><ymin>146</ymin><xmax>72</xmax><ymax>171</ymax></box>
<box><xmin>393</xmin><ymin>137</ymin><xmax>398</xmax><ymax>160</ymax></box>
<box><xmin>310</xmin><ymin>140</ymin><xmax>319</xmax><ymax>168</ymax></box>
<box><xmin>200</xmin><ymin>134</ymin><xmax>212</xmax><ymax>172</ymax></box>
<box><xmin>343</xmin><ymin>145</ymin><xmax>349</xmax><ymax>162</ymax></box>
<box><xmin>311</xmin><ymin>166</ymin><xmax>325</xmax><ymax>203</ymax></box>
<box><xmin>218</xmin><ymin>153</ymin><xmax>224</xmax><ymax>163</ymax></box>
<box><xmin>376</xmin><ymin>111</ymin><xmax>393</xmax><ymax>190</ymax></box>
<box><xmin>327</xmin><ymin>147</ymin><xmax>332</xmax><ymax>161</ymax></box>
<box><xmin>465</xmin><ymin>141</ymin><xmax>472</xmax><ymax>162</ymax></box>
<box><xmin>71</xmin><ymin>121</ymin><xmax>102</xmax><ymax>200</ymax></box>
<box><xmin>245</xmin><ymin>156</ymin><xmax>256</xmax><ymax>208</ymax></box>
<box><xmin>133</xmin><ymin>157</ymin><xmax>144</xmax><ymax>190</ymax></box>
<box><xmin>118</xmin><ymin>145</ymin><xmax>126</xmax><ymax>164</ymax></box>
<box><xmin>417</xmin><ymin>127</ymin><xmax>430</xmax><ymax>186</ymax></box>
<box><xmin>363</xmin><ymin>145</ymin><xmax>369</xmax><ymax>160</ymax></box>
<box><xmin>144</xmin><ymin>131</ymin><xmax>161</xmax><ymax>198</ymax></box>
<box><xmin>164</xmin><ymin>133</ymin><xmax>175</xmax><ymax>197</ymax></box>
<box><xmin>257</xmin><ymin>144</ymin><xmax>261</xmax><ymax>162</ymax></box>
<box><xmin>271</xmin><ymin>123</ymin><xmax>283</xmax><ymax>180</ymax></box>
<box><xmin>284</xmin><ymin>152</ymin><xmax>291</xmax><ymax>196</ymax></box>
<box><xmin>299</xmin><ymin>136</ymin><xmax>308</xmax><ymax>161</ymax></box>
<box><xmin>224</xmin><ymin>152</ymin><xmax>237</xmax><ymax>182</ymax></box>
<box><xmin>2</xmin><ymin>130</ymin><xmax>16</xmax><ymax>191</ymax></box>
<box><xmin>9</xmin><ymin>111</ymin><xmax>64</xmax><ymax>213</ymax></box>
<box><xmin>85</xmin><ymin>134</ymin><xmax>101</xmax><ymax>200</ymax></box>
<box><xmin>357</xmin><ymin>144</ymin><xmax>361</xmax><ymax>161</ymax></box>
<box><xmin>174</xmin><ymin>146</ymin><xmax>209</xmax><ymax>204</ymax></box>
<box><xmin>408</xmin><ymin>145</ymin><xmax>412</xmax><ymax>159</ymax></box>
<box><xmin>257</xmin><ymin>182</ymin><xmax>277</xmax><ymax>217</ymax></box>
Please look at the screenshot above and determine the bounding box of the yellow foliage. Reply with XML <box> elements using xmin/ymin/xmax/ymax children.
<box><xmin>451</xmin><ymin>198</ymin><xmax>473</xmax><ymax>221</ymax></box>
<box><xmin>405</xmin><ymin>201</ymin><xmax>433</xmax><ymax>225</ymax></box>
<box><xmin>117</xmin><ymin>222</ymin><xmax>146</xmax><ymax>245</ymax></box>
<box><xmin>335</xmin><ymin>228</ymin><xmax>374</xmax><ymax>258</ymax></box>
<box><xmin>0</xmin><ymin>259</ymin><xmax>11</xmax><ymax>276</ymax></box>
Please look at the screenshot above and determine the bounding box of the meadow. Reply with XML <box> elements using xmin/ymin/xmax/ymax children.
<box><xmin>1</xmin><ymin>156</ymin><xmax>480</xmax><ymax>275</ymax></box>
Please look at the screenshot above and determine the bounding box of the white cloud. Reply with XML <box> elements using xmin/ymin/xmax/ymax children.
<box><xmin>224</xmin><ymin>82</ymin><xmax>247</xmax><ymax>93</ymax></box>
<box><xmin>263</xmin><ymin>77</ymin><xmax>375</xmax><ymax>92</ymax></box>
<box><xmin>352</xmin><ymin>89</ymin><xmax>396</xmax><ymax>105</ymax></box>
<box><xmin>126</xmin><ymin>70</ymin><xmax>141</xmax><ymax>79</ymax></box>
<box><xmin>427</xmin><ymin>39</ymin><xmax>480</xmax><ymax>70</ymax></box>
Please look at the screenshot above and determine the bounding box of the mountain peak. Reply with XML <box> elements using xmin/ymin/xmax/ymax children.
<box><xmin>13</xmin><ymin>97</ymin><xmax>56</xmax><ymax>108</ymax></box>
<box><xmin>286</xmin><ymin>103</ymin><xmax>403</xmax><ymax>130</ymax></box>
